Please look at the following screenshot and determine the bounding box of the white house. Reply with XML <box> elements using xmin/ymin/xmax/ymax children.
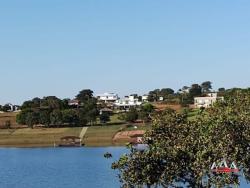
<box><xmin>96</xmin><ymin>93</ymin><xmax>119</xmax><ymax>104</ymax></box>
<box><xmin>114</xmin><ymin>95</ymin><xmax>142</xmax><ymax>111</ymax></box>
<box><xmin>194</xmin><ymin>93</ymin><xmax>224</xmax><ymax>108</ymax></box>
<box><xmin>142</xmin><ymin>95</ymin><xmax>148</xmax><ymax>102</ymax></box>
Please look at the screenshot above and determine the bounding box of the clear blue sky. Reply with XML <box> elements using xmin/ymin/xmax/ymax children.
<box><xmin>0</xmin><ymin>0</ymin><xmax>250</xmax><ymax>104</ymax></box>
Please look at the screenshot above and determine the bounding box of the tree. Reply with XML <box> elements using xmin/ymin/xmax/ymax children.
<box><xmin>100</xmin><ymin>112</ymin><xmax>110</xmax><ymax>124</ymax></box>
<box><xmin>201</xmin><ymin>81</ymin><xmax>212</xmax><ymax>93</ymax></box>
<box><xmin>112</xmin><ymin>90</ymin><xmax>250</xmax><ymax>187</ymax></box>
<box><xmin>189</xmin><ymin>84</ymin><xmax>202</xmax><ymax>98</ymax></box>
<box><xmin>148</xmin><ymin>89</ymin><xmax>160</xmax><ymax>102</ymax></box>
<box><xmin>2</xmin><ymin>104</ymin><xmax>11</xmax><ymax>112</ymax></box>
<box><xmin>125</xmin><ymin>107</ymin><xmax>138</xmax><ymax>122</ymax></box>
<box><xmin>50</xmin><ymin>109</ymin><xmax>62</xmax><ymax>127</ymax></box>
<box><xmin>62</xmin><ymin>109</ymin><xmax>79</xmax><ymax>126</ymax></box>
<box><xmin>80</xmin><ymin>98</ymin><xmax>98</xmax><ymax>126</ymax></box>
<box><xmin>25</xmin><ymin>112</ymin><xmax>39</xmax><ymax>128</ymax></box>
<box><xmin>218</xmin><ymin>87</ymin><xmax>225</xmax><ymax>92</ymax></box>
<box><xmin>139</xmin><ymin>103</ymin><xmax>154</xmax><ymax>123</ymax></box>
<box><xmin>76</xmin><ymin>89</ymin><xmax>94</xmax><ymax>103</ymax></box>
<box><xmin>160</xmin><ymin>88</ymin><xmax>174</xmax><ymax>99</ymax></box>
<box><xmin>16</xmin><ymin>110</ymin><xmax>29</xmax><ymax>125</ymax></box>
<box><xmin>39</xmin><ymin>110</ymin><xmax>51</xmax><ymax>127</ymax></box>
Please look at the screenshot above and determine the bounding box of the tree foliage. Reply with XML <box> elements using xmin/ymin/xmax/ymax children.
<box><xmin>16</xmin><ymin>90</ymin><xmax>98</xmax><ymax>127</ymax></box>
<box><xmin>112</xmin><ymin>90</ymin><xmax>250</xmax><ymax>187</ymax></box>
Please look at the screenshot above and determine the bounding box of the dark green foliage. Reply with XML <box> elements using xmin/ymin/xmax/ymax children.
<box><xmin>50</xmin><ymin>109</ymin><xmax>62</xmax><ymax>127</ymax></box>
<box><xmin>76</xmin><ymin>89</ymin><xmax>94</xmax><ymax>103</ymax></box>
<box><xmin>125</xmin><ymin>108</ymin><xmax>138</xmax><ymax>122</ymax></box>
<box><xmin>201</xmin><ymin>81</ymin><xmax>212</xmax><ymax>93</ymax></box>
<box><xmin>148</xmin><ymin>88</ymin><xmax>175</xmax><ymax>102</ymax></box>
<box><xmin>2</xmin><ymin>104</ymin><xmax>11</xmax><ymax>112</ymax></box>
<box><xmin>17</xmin><ymin>89</ymin><xmax>98</xmax><ymax>127</ymax></box>
<box><xmin>26</xmin><ymin>112</ymin><xmax>39</xmax><ymax>128</ymax></box>
<box><xmin>100</xmin><ymin>113</ymin><xmax>110</xmax><ymax>124</ymax></box>
<box><xmin>113</xmin><ymin>90</ymin><xmax>250</xmax><ymax>187</ymax></box>
<box><xmin>139</xmin><ymin>103</ymin><xmax>154</xmax><ymax>123</ymax></box>
<box><xmin>62</xmin><ymin>109</ymin><xmax>79</xmax><ymax>126</ymax></box>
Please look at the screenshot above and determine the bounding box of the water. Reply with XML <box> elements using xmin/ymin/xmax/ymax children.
<box><xmin>0</xmin><ymin>147</ymin><xmax>126</xmax><ymax>188</ymax></box>
<box><xmin>0</xmin><ymin>147</ymin><xmax>249</xmax><ymax>188</ymax></box>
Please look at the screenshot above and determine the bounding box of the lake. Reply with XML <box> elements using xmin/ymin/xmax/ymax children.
<box><xmin>0</xmin><ymin>147</ymin><xmax>249</xmax><ymax>188</ymax></box>
<box><xmin>0</xmin><ymin>147</ymin><xmax>126</xmax><ymax>188</ymax></box>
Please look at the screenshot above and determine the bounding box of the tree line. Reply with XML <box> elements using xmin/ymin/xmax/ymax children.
<box><xmin>16</xmin><ymin>89</ymin><xmax>98</xmax><ymax>128</ymax></box>
<box><xmin>147</xmin><ymin>81</ymin><xmax>227</xmax><ymax>106</ymax></box>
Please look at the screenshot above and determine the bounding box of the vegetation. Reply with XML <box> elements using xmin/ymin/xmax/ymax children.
<box><xmin>112</xmin><ymin>89</ymin><xmax>250</xmax><ymax>187</ymax></box>
<box><xmin>16</xmin><ymin>89</ymin><xmax>98</xmax><ymax>127</ymax></box>
<box><xmin>0</xmin><ymin>127</ymin><xmax>82</xmax><ymax>147</ymax></box>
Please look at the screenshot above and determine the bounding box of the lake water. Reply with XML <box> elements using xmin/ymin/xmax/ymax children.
<box><xmin>0</xmin><ymin>147</ymin><xmax>126</xmax><ymax>188</ymax></box>
<box><xmin>0</xmin><ymin>147</ymin><xmax>249</xmax><ymax>188</ymax></box>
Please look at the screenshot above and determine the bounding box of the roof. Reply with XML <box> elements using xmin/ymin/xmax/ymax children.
<box><xmin>100</xmin><ymin>108</ymin><xmax>113</xmax><ymax>112</ymax></box>
<box><xmin>97</xmin><ymin>93</ymin><xmax>118</xmax><ymax>97</ymax></box>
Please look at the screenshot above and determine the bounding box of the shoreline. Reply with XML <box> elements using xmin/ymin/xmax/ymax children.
<box><xmin>0</xmin><ymin>143</ymin><xmax>127</xmax><ymax>148</ymax></box>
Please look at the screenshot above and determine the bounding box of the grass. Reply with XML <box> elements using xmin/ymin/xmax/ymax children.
<box><xmin>0</xmin><ymin>127</ymin><xmax>82</xmax><ymax>147</ymax></box>
<box><xmin>0</xmin><ymin>113</ymin><xmax>150</xmax><ymax>147</ymax></box>
<box><xmin>83</xmin><ymin>124</ymin><xmax>127</xmax><ymax>147</ymax></box>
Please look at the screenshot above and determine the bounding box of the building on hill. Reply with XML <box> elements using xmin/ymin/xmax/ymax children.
<box><xmin>96</xmin><ymin>92</ymin><xmax>119</xmax><ymax>106</ymax></box>
<box><xmin>114</xmin><ymin>95</ymin><xmax>142</xmax><ymax>111</ymax></box>
<box><xmin>194</xmin><ymin>93</ymin><xmax>224</xmax><ymax>108</ymax></box>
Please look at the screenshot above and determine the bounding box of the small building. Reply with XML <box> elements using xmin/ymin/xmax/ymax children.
<box><xmin>194</xmin><ymin>93</ymin><xmax>224</xmax><ymax>108</ymax></box>
<box><xmin>114</xmin><ymin>95</ymin><xmax>142</xmax><ymax>111</ymax></box>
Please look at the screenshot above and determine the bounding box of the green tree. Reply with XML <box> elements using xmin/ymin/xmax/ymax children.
<box><xmin>16</xmin><ymin>110</ymin><xmax>29</xmax><ymax>125</ymax></box>
<box><xmin>125</xmin><ymin>107</ymin><xmax>138</xmax><ymax>122</ymax></box>
<box><xmin>100</xmin><ymin>112</ymin><xmax>110</xmax><ymax>124</ymax></box>
<box><xmin>2</xmin><ymin>104</ymin><xmax>11</xmax><ymax>112</ymax></box>
<box><xmin>62</xmin><ymin>109</ymin><xmax>79</xmax><ymax>126</ymax></box>
<box><xmin>39</xmin><ymin>110</ymin><xmax>51</xmax><ymax>127</ymax></box>
<box><xmin>148</xmin><ymin>89</ymin><xmax>160</xmax><ymax>102</ymax></box>
<box><xmin>160</xmin><ymin>88</ymin><xmax>175</xmax><ymax>100</ymax></box>
<box><xmin>50</xmin><ymin>109</ymin><xmax>62</xmax><ymax>127</ymax></box>
<box><xmin>189</xmin><ymin>84</ymin><xmax>202</xmax><ymax>98</ymax></box>
<box><xmin>76</xmin><ymin>89</ymin><xmax>94</xmax><ymax>104</ymax></box>
<box><xmin>139</xmin><ymin>103</ymin><xmax>154</xmax><ymax>124</ymax></box>
<box><xmin>25</xmin><ymin>112</ymin><xmax>39</xmax><ymax>128</ymax></box>
<box><xmin>201</xmin><ymin>81</ymin><xmax>212</xmax><ymax>93</ymax></box>
<box><xmin>113</xmin><ymin>90</ymin><xmax>250</xmax><ymax>187</ymax></box>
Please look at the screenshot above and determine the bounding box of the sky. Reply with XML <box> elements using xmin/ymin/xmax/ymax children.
<box><xmin>0</xmin><ymin>0</ymin><xmax>250</xmax><ymax>104</ymax></box>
